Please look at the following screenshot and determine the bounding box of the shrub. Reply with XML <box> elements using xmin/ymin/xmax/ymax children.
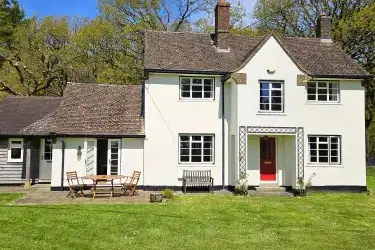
<box><xmin>234</xmin><ymin>175</ymin><xmax>248</xmax><ymax>196</ymax></box>
<box><xmin>162</xmin><ymin>188</ymin><xmax>174</xmax><ymax>199</ymax></box>
<box><xmin>296</xmin><ymin>173</ymin><xmax>316</xmax><ymax>196</ymax></box>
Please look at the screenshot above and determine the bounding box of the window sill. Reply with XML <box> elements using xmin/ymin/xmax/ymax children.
<box><xmin>257</xmin><ymin>112</ymin><xmax>287</xmax><ymax>116</ymax></box>
<box><xmin>178</xmin><ymin>99</ymin><xmax>216</xmax><ymax>102</ymax></box>
<box><xmin>7</xmin><ymin>159</ymin><xmax>23</xmax><ymax>163</ymax></box>
<box><xmin>306</xmin><ymin>164</ymin><xmax>343</xmax><ymax>168</ymax></box>
<box><xmin>178</xmin><ymin>164</ymin><xmax>217</xmax><ymax>167</ymax></box>
<box><xmin>305</xmin><ymin>102</ymin><xmax>342</xmax><ymax>105</ymax></box>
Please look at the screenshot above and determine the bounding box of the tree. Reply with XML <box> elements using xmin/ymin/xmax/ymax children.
<box><xmin>252</xmin><ymin>0</ymin><xmax>371</xmax><ymax>37</ymax></box>
<box><xmin>0</xmin><ymin>0</ymin><xmax>24</xmax><ymax>46</ymax></box>
<box><xmin>0</xmin><ymin>17</ymin><xmax>77</xmax><ymax>96</ymax></box>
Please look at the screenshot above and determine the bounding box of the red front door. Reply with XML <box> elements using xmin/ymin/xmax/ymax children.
<box><xmin>260</xmin><ymin>137</ymin><xmax>276</xmax><ymax>181</ymax></box>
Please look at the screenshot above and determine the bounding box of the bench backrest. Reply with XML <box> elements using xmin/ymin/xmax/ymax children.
<box><xmin>183</xmin><ymin>170</ymin><xmax>211</xmax><ymax>182</ymax></box>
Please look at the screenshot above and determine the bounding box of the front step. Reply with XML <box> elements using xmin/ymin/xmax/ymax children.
<box><xmin>254</xmin><ymin>185</ymin><xmax>292</xmax><ymax>196</ymax></box>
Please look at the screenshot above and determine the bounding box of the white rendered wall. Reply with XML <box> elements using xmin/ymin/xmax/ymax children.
<box><xmin>51</xmin><ymin>137</ymin><xmax>144</xmax><ymax>188</ymax></box>
<box><xmin>144</xmin><ymin>74</ymin><xmax>228</xmax><ymax>186</ymax></box>
<box><xmin>235</xmin><ymin>36</ymin><xmax>366</xmax><ymax>187</ymax></box>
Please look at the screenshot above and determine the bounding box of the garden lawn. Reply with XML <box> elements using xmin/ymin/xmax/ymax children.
<box><xmin>0</xmin><ymin>170</ymin><xmax>375</xmax><ymax>250</ymax></box>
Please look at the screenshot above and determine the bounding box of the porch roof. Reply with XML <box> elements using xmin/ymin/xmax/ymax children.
<box><xmin>49</xmin><ymin>83</ymin><xmax>145</xmax><ymax>136</ymax></box>
<box><xmin>0</xmin><ymin>96</ymin><xmax>62</xmax><ymax>136</ymax></box>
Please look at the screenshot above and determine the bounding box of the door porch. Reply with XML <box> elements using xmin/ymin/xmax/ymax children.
<box><xmin>238</xmin><ymin>126</ymin><xmax>304</xmax><ymax>189</ymax></box>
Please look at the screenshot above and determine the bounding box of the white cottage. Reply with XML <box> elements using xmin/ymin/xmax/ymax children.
<box><xmin>0</xmin><ymin>1</ymin><xmax>371</xmax><ymax>192</ymax></box>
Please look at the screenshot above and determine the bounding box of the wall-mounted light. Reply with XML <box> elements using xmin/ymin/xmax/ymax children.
<box><xmin>77</xmin><ymin>146</ymin><xmax>82</xmax><ymax>160</ymax></box>
<box><xmin>267</xmin><ymin>69</ymin><xmax>276</xmax><ymax>74</ymax></box>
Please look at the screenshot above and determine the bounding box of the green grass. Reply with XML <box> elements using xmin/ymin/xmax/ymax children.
<box><xmin>0</xmin><ymin>171</ymin><xmax>375</xmax><ymax>249</ymax></box>
<box><xmin>0</xmin><ymin>193</ymin><xmax>23</xmax><ymax>205</ymax></box>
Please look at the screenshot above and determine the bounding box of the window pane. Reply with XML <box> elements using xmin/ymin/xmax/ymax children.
<box><xmin>203</xmin><ymin>156</ymin><xmax>212</xmax><ymax>162</ymax></box>
<box><xmin>310</xmin><ymin>150</ymin><xmax>317</xmax><ymax>156</ymax></box>
<box><xmin>319</xmin><ymin>156</ymin><xmax>329</xmax><ymax>163</ymax></box>
<box><xmin>272</xmin><ymin>83</ymin><xmax>282</xmax><ymax>88</ymax></box>
<box><xmin>318</xmin><ymin>82</ymin><xmax>327</xmax><ymax>88</ymax></box>
<box><xmin>192</xmin><ymin>143</ymin><xmax>201</xmax><ymax>149</ymax></box>
<box><xmin>331</xmin><ymin>157</ymin><xmax>339</xmax><ymax>163</ymax></box>
<box><xmin>319</xmin><ymin>143</ymin><xmax>329</xmax><ymax>150</ymax></box>
<box><xmin>192</xmin><ymin>149</ymin><xmax>201</xmax><ymax>155</ymax></box>
<box><xmin>192</xmin><ymin>136</ymin><xmax>201</xmax><ymax>141</ymax></box>
<box><xmin>204</xmin><ymin>91</ymin><xmax>213</xmax><ymax>98</ymax></box>
<box><xmin>203</xmin><ymin>149</ymin><xmax>212</xmax><ymax>156</ymax></box>
<box><xmin>260</xmin><ymin>104</ymin><xmax>269</xmax><ymax>110</ymax></box>
<box><xmin>192</xmin><ymin>79</ymin><xmax>201</xmax><ymax>85</ymax></box>
<box><xmin>318</xmin><ymin>88</ymin><xmax>327</xmax><ymax>94</ymax></box>
<box><xmin>260</xmin><ymin>82</ymin><xmax>269</xmax><ymax>90</ymax></box>
<box><xmin>271</xmin><ymin>90</ymin><xmax>282</xmax><ymax>97</ymax></box>
<box><xmin>318</xmin><ymin>95</ymin><xmax>327</xmax><ymax>101</ymax></box>
<box><xmin>307</xmin><ymin>87</ymin><xmax>316</xmax><ymax>95</ymax></box>
<box><xmin>180</xmin><ymin>156</ymin><xmax>189</xmax><ymax>162</ymax></box>
<box><xmin>181</xmin><ymin>84</ymin><xmax>190</xmax><ymax>91</ymax></box>
<box><xmin>180</xmin><ymin>149</ymin><xmax>189</xmax><ymax>155</ymax></box>
<box><xmin>203</xmin><ymin>136</ymin><xmax>213</xmax><ymax>142</ymax></box>
<box><xmin>308</xmin><ymin>137</ymin><xmax>317</xmax><ymax>143</ymax></box>
<box><xmin>319</xmin><ymin>149</ymin><xmax>328</xmax><ymax>156</ymax></box>
<box><xmin>329</xmin><ymin>83</ymin><xmax>338</xmax><ymax>89</ymax></box>
<box><xmin>181</xmin><ymin>91</ymin><xmax>190</xmax><ymax>98</ymax></box>
<box><xmin>192</xmin><ymin>92</ymin><xmax>202</xmax><ymax>98</ymax></box>
<box><xmin>192</xmin><ymin>156</ymin><xmax>201</xmax><ymax>162</ymax></box>
<box><xmin>310</xmin><ymin>156</ymin><xmax>317</xmax><ymax>162</ymax></box>
<box><xmin>192</xmin><ymin>85</ymin><xmax>202</xmax><ymax>91</ymax></box>
<box><xmin>204</xmin><ymin>79</ymin><xmax>213</xmax><ymax>87</ymax></box>
<box><xmin>260</xmin><ymin>97</ymin><xmax>270</xmax><ymax>104</ymax></box>
<box><xmin>329</xmin><ymin>95</ymin><xmax>338</xmax><ymax>101</ymax></box>
<box><xmin>180</xmin><ymin>136</ymin><xmax>189</xmax><ymax>141</ymax></box>
<box><xmin>307</xmin><ymin>95</ymin><xmax>316</xmax><ymax>101</ymax></box>
<box><xmin>307</xmin><ymin>83</ymin><xmax>316</xmax><ymax>88</ymax></box>
<box><xmin>309</xmin><ymin>143</ymin><xmax>317</xmax><ymax>149</ymax></box>
<box><xmin>271</xmin><ymin>97</ymin><xmax>282</xmax><ymax>104</ymax></box>
<box><xmin>181</xmin><ymin>78</ymin><xmax>190</xmax><ymax>85</ymax></box>
<box><xmin>11</xmin><ymin>148</ymin><xmax>21</xmax><ymax>159</ymax></box>
<box><xmin>260</xmin><ymin>89</ymin><xmax>269</xmax><ymax>97</ymax></box>
<box><xmin>271</xmin><ymin>104</ymin><xmax>282</xmax><ymax>111</ymax></box>
<box><xmin>319</xmin><ymin>137</ymin><xmax>328</xmax><ymax>142</ymax></box>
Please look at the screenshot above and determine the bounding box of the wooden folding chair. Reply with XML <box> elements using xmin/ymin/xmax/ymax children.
<box><xmin>66</xmin><ymin>171</ymin><xmax>85</xmax><ymax>198</ymax></box>
<box><xmin>121</xmin><ymin>171</ymin><xmax>141</xmax><ymax>196</ymax></box>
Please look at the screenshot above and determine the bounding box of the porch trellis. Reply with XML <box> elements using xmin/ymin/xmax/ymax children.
<box><xmin>238</xmin><ymin>126</ymin><xmax>304</xmax><ymax>180</ymax></box>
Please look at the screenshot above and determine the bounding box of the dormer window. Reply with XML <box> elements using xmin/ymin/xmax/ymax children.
<box><xmin>180</xmin><ymin>77</ymin><xmax>214</xmax><ymax>99</ymax></box>
<box><xmin>307</xmin><ymin>81</ymin><xmax>339</xmax><ymax>102</ymax></box>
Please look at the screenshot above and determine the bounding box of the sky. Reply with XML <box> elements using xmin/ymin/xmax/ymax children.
<box><xmin>18</xmin><ymin>0</ymin><xmax>256</xmax><ymax>20</ymax></box>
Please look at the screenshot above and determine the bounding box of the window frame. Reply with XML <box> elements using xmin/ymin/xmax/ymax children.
<box><xmin>307</xmin><ymin>135</ymin><xmax>341</xmax><ymax>165</ymax></box>
<box><xmin>179</xmin><ymin>76</ymin><xmax>215</xmax><ymax>100</ymax></box>
<box><xmin>8</xmin><ymin>138</ymin><xmax>24</xmax><ymax>163</ymax></box>
<box><xmin>178</xmin><ymin>134</ymin><xmax>215</xmax><ymax>164</ymax></box>
<box><xmin>306</xmin><ymin>81</ymin><xmax>340</xmax><ymax>103</ymax></box>
<box><xmin>259</xmin><ymin>80</ymin><xmax>285</xmax><ymax>113</ymax></box>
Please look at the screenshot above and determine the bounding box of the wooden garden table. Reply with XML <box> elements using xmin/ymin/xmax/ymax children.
<box><xmin>82</xmin><ymin>175</ymin><xmax>125</xmax><ymax>199</ymax></box>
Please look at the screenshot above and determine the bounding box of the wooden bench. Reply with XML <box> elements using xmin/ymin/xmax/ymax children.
<box><xmin>182</xmin><ymin>170</ymin><xmax>214</xmax><ymax>194</ymax></box>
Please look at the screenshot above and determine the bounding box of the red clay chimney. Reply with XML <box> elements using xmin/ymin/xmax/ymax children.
<box><xmin>215</xmin><ymin>0</ymin><xmax>231</xmax><ymax>50</ymax></box>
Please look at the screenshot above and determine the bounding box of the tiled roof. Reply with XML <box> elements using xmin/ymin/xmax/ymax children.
<box><xmin>144</xmin><ymin>31</ymin><xmax>371</xmax><ymax>78</ymax></box>
<box><xmin>0</xmin><ymin>96</ymin><xmax>62</xmax><ymax>136</ymax></box>
<box><xmin>50</xmin><ymin>83</ymin><xmax>144</xmax><ymax>136</ymax></box>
